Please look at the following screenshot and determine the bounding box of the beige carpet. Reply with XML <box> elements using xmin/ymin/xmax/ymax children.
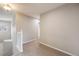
<box><xmin>17</xmin><ymin>40</ymin><xmax>70</xmax><ymax>56</ymax></box>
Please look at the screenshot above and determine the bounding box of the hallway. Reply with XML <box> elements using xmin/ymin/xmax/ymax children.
<box><xmin>0</xmin><ymin>3</ymin><xmax>79</xmax><ymax>56</ymax></box>
<box><xmin>17</xmin><ymin>40</ymin><xmax>69</xmax><ymax>56</ymax></box>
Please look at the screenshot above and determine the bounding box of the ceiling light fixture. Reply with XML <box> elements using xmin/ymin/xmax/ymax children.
<box><xmin>3</xmin><ymin>5</ymin><xmax>11</xmax><ymax>11</ymax></box>
<box><xmin>0</xmin><ymin>4</ymin><xmax>11</xmax><ymax>11</ymax></box>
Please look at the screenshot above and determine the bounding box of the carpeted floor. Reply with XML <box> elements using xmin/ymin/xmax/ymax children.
<box><xmin>16</xmin><ymin>40</ymin><xmax>70</xmax><ymax>56</ymax></box>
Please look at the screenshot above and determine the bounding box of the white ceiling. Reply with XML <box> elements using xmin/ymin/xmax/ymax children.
<box><xmin>10</xmin><ymin>3</ymin><xmax>65</xmax><ymax>19</ymax></box>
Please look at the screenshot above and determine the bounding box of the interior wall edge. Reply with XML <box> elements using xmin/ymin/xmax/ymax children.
<box><xmin>40</xmin><ymin>3</ymin><xmax>67</xmax><ymax>16</ymax></box>
<box><xmin>23</xmin><ymin>39</ymin><xmax>36</xmax><ymax>45</ymax></box>
<box><xmin>16</xmin><ymin>11</ymin><xmax>39</xmax><ymax>20</ymax></box>
<box><xmin>40</xmin><ymin>42</ymin><xmax>75</xmax><ymax>56</ymax></box>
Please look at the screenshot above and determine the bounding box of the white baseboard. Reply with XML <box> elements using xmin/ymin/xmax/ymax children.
<box><xmin>23</xmin><ymin>39</ymin><xmax>36</xmax><ymax>44</ymax></box>
<box><xmin>40</xmin><ymin>42</ymin><xmax>75</xmax><ymax>56</ymax></box>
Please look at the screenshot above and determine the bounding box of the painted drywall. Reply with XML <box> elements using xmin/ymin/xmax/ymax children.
<box><xmin>0</xmin><ymin>9</ymin><xmax>12</xmax><ymax>40</ymax></box>
<box><xmin>16</xmin><ymin>13</ymin><xmax>38</xmax><ymax>44</ymax></box>
<box><xmin>0</xmin><ymin>42</ymin><xmax>3</xmax><ymax>55</ymax></box>
<box><xmin>0</xmin><ymin>21</ymin><xmax>11</xmax><ymax>40</ymax></box>
<box><xmin>0</xmin><ymin>8</ymin><xmax>13</xmax><ymax>56</ymax></box>
<box><xmin>40</xmin><ymin>4</ymin><xmax>79</xmax><ymax>56</ymax></box>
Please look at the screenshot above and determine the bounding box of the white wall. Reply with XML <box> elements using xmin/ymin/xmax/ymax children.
<box><xmin>0</xmin><ymin>21</ymin><xmax>11</xmax><ymax>40</ymax></box>
<box><xmin>0</xmin><ymin>8</ymin><xmax>14</xmax><ymax>56</ymax></box>
<box><xmin>16</xmin><ymin>13</ymin><xmax>38</xmax><ymax>44</ymax></box>
<box><xmin>0</xmin><ymin>9</ymin><xmax>12</xmax><ymax>40</ymax></box>
<box><xmin>40</xmin><ymin>4</ymin><xmax>79</xmax><ymax>56</ymax></box>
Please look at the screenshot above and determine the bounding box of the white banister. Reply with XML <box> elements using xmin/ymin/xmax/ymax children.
<box><xmin>16</xmin><ymin>30</ymin><xmax>23</xmax><ymax>52</ymax></box>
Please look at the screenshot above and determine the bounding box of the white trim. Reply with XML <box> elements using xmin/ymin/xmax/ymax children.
<box><xmin>23</xmin><ymin>39</ymin><xmax>36</xmax><ymax>44</ymax></box>
<box><xmin>40</xmin><ymin>42</ymin><xmax>75</xmax><ymax>56</ymax></box>
<box><xmin>16</xmin><ymin>30</ymin><xmax>23</xmax><ymax>53</ymax></box>
<box><xmin>16</xmin><ymin>45</ymin><xmax>23</xmax><ymax>52</ymax></box>
<box><xmin>0</xmin><ymin>18</ymin><xmax>12</xmax><ymax>21</ymax></box>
